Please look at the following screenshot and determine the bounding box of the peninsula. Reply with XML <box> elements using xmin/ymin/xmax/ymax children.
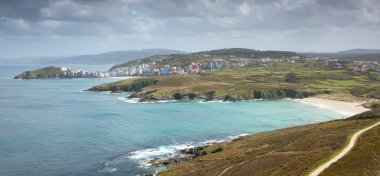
<box><xmin>87</xmin><ymin>48</ymin><xmax>380</xmax><ymax>102</ymax></box>
<box><xmin>14</xmin><ymin>66</ymin><xmax>109</xmax><ymax>79</ymax></box>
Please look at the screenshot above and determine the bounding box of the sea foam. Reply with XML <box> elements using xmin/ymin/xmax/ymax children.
<box><xmin>118</xmin><ymin>97</ymin><xmax>179</xmax><ymax>104</ymax></box>
<box><xmin>118</xmin><ymin>97</ymin><xmax>140</xmax><ymax>103</ymax></box>
<box><xmin>126</xmin><ymin>133</ymin><xmax>249</xmax><ymax>168</ymax></box>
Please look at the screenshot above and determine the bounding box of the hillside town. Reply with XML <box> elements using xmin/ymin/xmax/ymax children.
<box><xmin>107</xmin><ymin>56</ymin><xmax>380</xmax><ymax>77</ymax></box>
<box><xmin>60</xmin><ymin>56</ymin><xmax>380</xmax><ymax>79</ymax></box>
<box><xmin>108</xmin><ymin>55</ymin><xmax>302</xmax><ymax>77</ymax></box>
<box><xmin>60</xmin><ymin>67</ymin><xmax>110</xmax><ymax>78</ymax></box>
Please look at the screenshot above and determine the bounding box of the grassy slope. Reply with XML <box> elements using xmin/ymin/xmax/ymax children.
<box><xmin>319</xmin><ymin>125</ymin><xmax>380</xmax><ymax>176</ymax></box>
<box><xmin>90</xmin><ymin>61</ymin><xmax>380</xmax><ymax>100</ymax></box>
<box><xmin>87</xmin><ymin>77</ymin><xmax>159</xmax><ymax>92</ymax></box>
<box><xmin>159</xmin><ymin>118</ymin><xmax>378</xmax><ymax>176</ymax></box>
<box><xmin>14</xmin><ymin>66</ymin><xmax>64</xmax><ymax>79</ymax></box>
<box><xmin>158</xmin><ymin>109</ymin><xmax>380</xmax><ymax>176</ymax></box>
<box><xmin>317</xmin><ymin>108</ymin><xmax>380</xmax><ymax>176</ymax></box>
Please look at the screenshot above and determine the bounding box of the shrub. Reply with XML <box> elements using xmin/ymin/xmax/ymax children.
<box><xmin>211</xmin><ymin>147</ymin><xmax>223</xmax><ymax>153</ymax></box>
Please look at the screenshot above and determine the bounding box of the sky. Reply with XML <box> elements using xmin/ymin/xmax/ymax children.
<box><xmin>0</xmin><ymin>0</ymin><xmax>380</xmax><ymax>58</ymax></box>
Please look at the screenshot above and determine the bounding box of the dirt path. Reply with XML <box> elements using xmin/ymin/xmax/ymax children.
<box><xmin>308</xmin><ymin>121</ymin><xmax>380</xmax><ymax>176</ymax></box>
<box><xmin>217</xmin><ymin>160</ymin><xmax>249</xmax><ymax>176</ymax></box>
<box><xmin>217</xmin><ymin>150</ymin><xmax>275</xmax><ymax>176</ymax></box>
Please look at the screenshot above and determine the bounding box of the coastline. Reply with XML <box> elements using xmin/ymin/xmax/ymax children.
<box><xmin>148</xmin><ymin>97</ymin><xmax>372</xmax><ymax>175</ymax></box>
<box><xmin>291</xmin><ymin>97</ymin><xmax>370</xmax><ymax>117</ymax></box>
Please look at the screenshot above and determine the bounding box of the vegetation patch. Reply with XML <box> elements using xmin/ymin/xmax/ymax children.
<box><xmin>350</xmin><ymin>86</ymin><xmax>380</xmax><ymax>99</ymax></box>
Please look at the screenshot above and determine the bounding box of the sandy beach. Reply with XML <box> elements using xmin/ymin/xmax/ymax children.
<box><xmin>292</xmin><ymin>97</ymin><xmax>370</xmax><ymax>117</ymax></box>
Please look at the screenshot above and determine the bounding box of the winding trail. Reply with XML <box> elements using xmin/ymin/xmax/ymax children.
<box><xmin>308</xmin><ymin>121</ymin><xmax>380</xmax><ymax>176</ymax></box>
<box><xmin>217</xmin><ymin>160</ymin><xmax>249</xmax><ymax>176</ymax></box>
<box><xmin>217</xmin><ymin>150</ymin><xmax>275</xmax><ymax>176</ymax></box>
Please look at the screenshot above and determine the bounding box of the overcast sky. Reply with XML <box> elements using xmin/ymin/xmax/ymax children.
<box><xmin>1</xmin><ymin>0</ymin><xmax>379</xmax><ymax>58</ymax></box>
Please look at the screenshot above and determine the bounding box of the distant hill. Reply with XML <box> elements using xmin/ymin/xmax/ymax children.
<box><xmin>195</xmin><ymin>48</ymin><xmax>297</xmax><ymax>58</ymax></box>
<box><xmin>40</xmin><ymin>49</ymin><xmax>185</xmax><ymax>65</ymax></box>
<box><xmin>302</xmin><ymin>49</ymin><xmax>380</xmax><ymax>61</ymax></box>
<box><xmin>3</xmin><ymin>49</ymin><xmax>185</xmax><ymax>65</ymax></box>
<box><xmin>339</xmin><ymin>49</ymin><xmax>380</xmax><ymax>54</ymax></box>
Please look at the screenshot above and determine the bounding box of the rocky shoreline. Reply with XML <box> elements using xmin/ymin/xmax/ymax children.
<box><xmin>148</xmin><ymin>146</ymin><xmax>209</xmax><ymax>167</ymax></box>
<box><xmin>143</xmin><ymin>141</ymin><xmax>227</xmax><ymax>176</ymax></box>
<box><xmin>88</xmin><ymin>88</ymin><xmax>319</xmax><ymax>103</ymax></box>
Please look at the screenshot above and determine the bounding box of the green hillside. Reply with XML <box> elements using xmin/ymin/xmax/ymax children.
<box><xmin>89</xmin><ymin>61</ymin><xmax>380</xmax><ymax>102</ymax></box>
<box><xmin>158</xmin><ymin>111</ymin><xmax>380</xmax><ymax>176</ymax></box>
<box><xmin>14</xmin><ymin>66</ymin><xmax>64</xmax><ymax>79</ymax></box>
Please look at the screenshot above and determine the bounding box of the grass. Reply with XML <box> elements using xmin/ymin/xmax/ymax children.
<box><xmin>88</xmin><ymin>77</ymin><xmax>159</xmax><ymax>92</ymax></box>
<box><xmin>30</xmin><ymin>66</ymin><xmax>63</xmax><ymax>75</ymax></box>
<box><xmin>319</xmin><ymin>121</ymin><xmax>380</xmax><ymax>176</ymax></box>
<box><xmin>303</xmin><ymin>119</ymin><xmax>380</xmax><ymax>176</ymax></box>
<box><xmin>158</xmin><ymin>118</ymin><xmax>378</xmax><ymax>176</ymax></box>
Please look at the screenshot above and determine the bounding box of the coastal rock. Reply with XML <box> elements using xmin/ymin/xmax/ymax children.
<box><xmin>137</xmin><ymin>94</ymin><xmax>166</xmax><ymax>102</ymax></box>
<box><xmin>253</xmin><ymin>89</ymin><xmax>315</xmax><ymax>99</ymax></box>
<box><xmin>148</xmin><ymin>146</ymin><xmax>210</xmax><ymax>168</ymax></box>
<box><xmin>119</xmin><ymin>87</ymin><xmax>318</xmax><ymax>103</ymax></box>
<box><xmin>223</xmin><ymin>95</ymin><xmax>239</xmax><ymax>102</ymax></box>
<box><xmin>111</xmin><ymin>90</ymin><xmax>123</xmax><ymax>93</ymax></box>
<box><xmin>171</xmin><ymin>92</ymin><xmax>200</xmax><ymax>101</ymax></box>
<box><xmin>128</xmin><ymin>88</ymin><xmax>318</xmax><ymax>102</ymax></box>
<box><xmin>149</xmin><ymin>155</ymin><xmax>192</xmax><ymax>167</ymax></box>
<box><xmin>180</xmin><ymin>146</ymin><xmax>205</xmax><ymax>154</ymax></box>
<box><xmin>180</xmin><ymin>146</ymin><xmax>208</xmax><ymax>159</ymax></box>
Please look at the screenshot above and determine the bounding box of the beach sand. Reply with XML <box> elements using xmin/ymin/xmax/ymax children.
<box><xmin>292</xmin><ymin>97</ymin><xmax>370</xmax><ymax>116</ymax></box>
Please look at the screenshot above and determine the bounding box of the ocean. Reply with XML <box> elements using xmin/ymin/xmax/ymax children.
<box><xmin>0</xmin><ymin>64</ymin><xmax>345</xmax><ymax>176</ymax></box>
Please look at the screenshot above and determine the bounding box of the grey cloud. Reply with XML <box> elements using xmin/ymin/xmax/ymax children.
<box><xmin>0</xmin><ymin>0</ymin><xmax>379</xmax><ymax>58</ymax></box>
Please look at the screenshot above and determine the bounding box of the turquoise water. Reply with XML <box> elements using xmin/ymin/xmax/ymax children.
<box><xmin>0</xmin><ymin>65</ymin><xmax>345</xmax><ymax>176</ymax></box>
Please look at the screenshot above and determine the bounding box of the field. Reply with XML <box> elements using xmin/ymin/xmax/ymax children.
<box><xmin>89</xmin><ymin>61</ymin><xmax>380</xmax><ymax>101</ymax></box>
